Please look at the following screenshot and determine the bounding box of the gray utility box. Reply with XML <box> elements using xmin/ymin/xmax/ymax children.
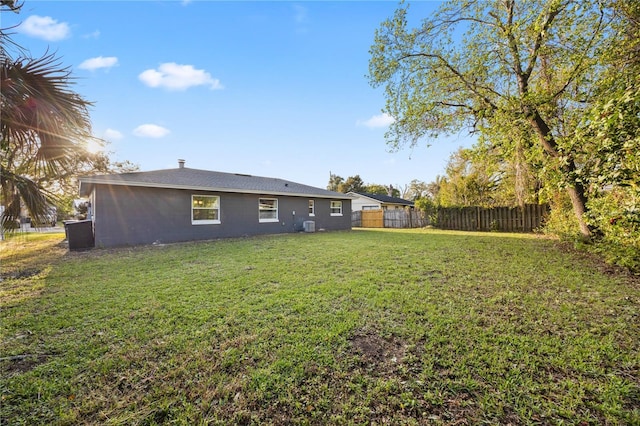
<box><xmin>303</xmin><ymin>220</ymin><xmax>315</xmax><ymax>233</ymax></box>
<box><xmin>64</xmin><ymin>220</ymin><xmax>95</xmax><ymax>251</ymax></box>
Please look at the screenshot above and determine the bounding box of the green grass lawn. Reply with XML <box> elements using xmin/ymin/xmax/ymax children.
<box><xmin>1</xmin><ymin>229</ymin><xmax>638</xmax><ymax>425</ymax></box>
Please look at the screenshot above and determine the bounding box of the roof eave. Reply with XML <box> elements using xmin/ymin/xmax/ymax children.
<box><xmin>78</xmin><ymin>178</ymin><xmax>352</xmax><ymax>200</ymax></box>
<box><xmin>347</xmin><ymin>192</ymin><xmax>379</xmax><ymax>203</ymax></box>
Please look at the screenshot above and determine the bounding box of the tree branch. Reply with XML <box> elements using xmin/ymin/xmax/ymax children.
<box><xmin>523</xmin><ymin>2</ymin><xmax>567</xmax><ymax>82</ymax></box>
<box><xmin>550</xmin><ymin>7</ymin><xmax>606</xmax><ymax>101</ymax></box>
<box><xmin>398</xmin><ymin>52</ymin><xmax>499</xmax><ymax>111</ymax></box>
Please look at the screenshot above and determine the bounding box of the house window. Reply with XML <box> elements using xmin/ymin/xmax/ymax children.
<box><xmin>259</xmin><ymin>198</ymin><xmax>278</xmax><ymax>222</ymax></box>
<box><xmin>330</xmin><ymin>200</ymin><xmax>343</xmax><ymax>216</ymax></box>
<box><xmin>362</xmin><ymin>205</ymin><xmax>379</xmax><ymax>210</ymax></box>
<box><xmin>192</xmin><ymin>195</ymin><xmax>220</xmax><ymax>225</ymax></box>
<box><xmin>308</xmin><ymin>200</ymin><xmax>315</xmax><ymax>216</ymax></box>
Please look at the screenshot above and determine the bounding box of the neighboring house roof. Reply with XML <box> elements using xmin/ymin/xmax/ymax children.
<box><xmin>79</xmin><ymin>167</ymin><xmax>351</xmax><ymax>199</ymax></box>
<box><xmin>349</xmin><ymin>192</ymin><xmax>414</xmax><ymax>206</ymax></box>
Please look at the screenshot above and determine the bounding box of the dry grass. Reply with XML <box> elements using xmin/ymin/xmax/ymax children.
<box><xmin>0</xmin><ymin>232</ymin><xmax>67</xmax><ymax>307</ymax></box>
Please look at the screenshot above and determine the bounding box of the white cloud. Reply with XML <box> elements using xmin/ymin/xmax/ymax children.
<box><xmin>19</xmin><ymin>15</ymin><xmax>70</xmax><ymax>41</ymax></box>
<box><xmin>138</xmin><ymin>63</ymin><xmax>223</xmax><ymax>91</ymax></box>
<box><xmin>292</xmin><ymin>4</ymin><xmax>309</xmax><ymax>34</ymax></box>
<box><xmin>79</xmin><ymin>56</ymin><xmax>118</xmax><ymax>71</ymax></box>
<box><xmin>103</xmin><ymin>128</ymin><xmax>123</xmax><ymax>141</ymax></box>
<box><xmin>357</xmin><ymin>113</ymin><xmax>395</xmax><ymax>128</ymax></box>
<box><xmin>292</xmin><ymin>4</ymin><xmax>308</xmax><ymax>24</ymax></box>
<box><xmin>133</xmin><ymin>124</ymin><xmax>170</xmax><ymax>138</ymax></box>
<box><xmin>82</xmin><ymin>30</ymin><xmax>101</xmax><ymax>39</ymax></box>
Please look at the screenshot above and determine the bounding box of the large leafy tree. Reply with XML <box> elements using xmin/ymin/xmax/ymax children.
<box><xmin>435</xmin><ymin>147</ymin><xmax>502</xmax><ymax>207</ymax></box>
<box><xmin>338</xmin><ymin>175</ymin><xmax>366</xmax><ymax>194</ymax></box>
<box><xmin>327</xmin><ymin>173</ymin><xmax>344</xmax><ymax>192</ymax></box>
<box><xmin>327</xmin><ymin>173</ymin><xmax>366</xmax><ymax>194</ymax></box>
<box><xmin>1</xmin><ymin>1</ymin><xmax>98</xmax><ymax>228</ymax></box>
<box><xmin>361</xmin><ymin>183</ymin><xmax>389</xmax><ymax>196</ymax></box>
<box><xmin>362</xmin><ymin>183</ymin><xmax>402</xmax><ymax>197</ymax></box>
<box><xmin>402</xmin><ymin>179</ymin><xmax>429</xmax><ymax>201</ymax></box>
<box><xmin>433</xmin><ymin>138</ymin><xmax>543</xmax><ymax>208</ymax></box>
<box><xmin>576</xmin><ymin>0</ymin><xmax>639</xmax><ymax>193</ymax></box>
<box><xmin>569</xmin><ymin>1</ymin><xmax>639</xmax><ymax>267</ymax></box>
<box><xmin>369</xmin><ymin>0</ymin><xmax>617</xmax><ymax>237</ymax></box>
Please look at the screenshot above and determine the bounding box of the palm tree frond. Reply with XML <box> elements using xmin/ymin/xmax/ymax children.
<box><xmin>1</xmin><ymin>53</ymin><xmax>94</xmax><ymax>163</ymax></box>
<box><xmin>1</xmin><ymin>166</ymin><xmax>56</xmax><ymax>230</ymax></box>
<box><xmin>1</xmin><ymin>45</ymin><xmax>93</xmax><ymax>230</ymax></box>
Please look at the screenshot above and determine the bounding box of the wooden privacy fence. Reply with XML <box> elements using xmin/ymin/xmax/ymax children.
<box><xmin>352</xmin><ymin>204</ymin><xmax>549</xmax><ymax>232</ymax></box>
<box><xmin>436</xmin><ymin>204</ymin><xmax>549</xmax><ymax>232</ymax></box>
<box><xmin>352</xmin><ymin>209</ymin><xmax>430</xmax><ymax>229</ymax></box>
<box><xmin>361</xmin><ymin>209</ymin><xmax>384</xmax><ymax>228</ymax></box>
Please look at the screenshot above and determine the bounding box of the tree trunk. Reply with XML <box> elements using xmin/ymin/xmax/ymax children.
<box><xmin>528</xmin><ymin>111</ymin><xmax>592</xmax><ymax>238</ymax></box>
<box><xmin>565</xmin><ymin>184</ymin><xmax>591</xmax><ymax>237</ymax></box>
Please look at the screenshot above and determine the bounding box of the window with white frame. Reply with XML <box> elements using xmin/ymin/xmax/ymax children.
<box><xmin>330</xmin><ymin>200</ymin><xmax>343</xmax><ymax>216</ymax></box>
<box><xmin>192</xmin><ymin>195</ymin><xmax>220</xmax><ymax>224</ymax></box>
<box><xmin>308</xmin><ymin>200</ymin><xmax>315</xmax><ymax>216</ymax></box>
<box><xmin>259</xmin><ymin>198</ymin><xmax>278</xmax><ymax>222</ymax></box>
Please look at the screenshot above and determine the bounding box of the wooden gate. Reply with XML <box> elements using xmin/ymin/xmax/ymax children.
<box><xmin>361</xmin><ymin>209</ymin><xmax>384</xmax><ymax>228</ymax></box>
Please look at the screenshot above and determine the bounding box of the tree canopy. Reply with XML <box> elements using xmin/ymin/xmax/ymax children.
<box><xmin>369</xmin><ymin>0</ymin><xmax>625</xmax><ymax>237</ymax></box>
<box><xmin>327</xmin><ymin>173</ymin><xmax>403</xmax><ymax>197</ymax></box>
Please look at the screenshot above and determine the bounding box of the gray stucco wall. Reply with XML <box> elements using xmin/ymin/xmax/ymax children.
<box><xmin>92</xmin><ymin>185</ymin><xmax>351</xmax><ymax>247</ymax></box>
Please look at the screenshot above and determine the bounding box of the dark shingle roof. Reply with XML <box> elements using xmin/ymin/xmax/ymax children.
<box><xmin>79</xmin><ymin>167</ymin><xmax>350</xmax><ymax>199</ymax></box>
<box><xmin>352</xmin><ymin>192</ymin><xmax>414</xmax><ymax>206</ymax></box>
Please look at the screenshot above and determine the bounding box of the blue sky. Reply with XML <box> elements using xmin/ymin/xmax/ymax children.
<box><xmin>4</xmin><ymin>0</ymin><xmax>473</xmax><ymax>190</ymax></box>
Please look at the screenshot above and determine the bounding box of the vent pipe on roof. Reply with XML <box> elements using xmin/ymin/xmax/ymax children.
<box><xmin>178</xmin><ymin>159</ymin><xmax>185</xmax><ymax>169</ymax></box>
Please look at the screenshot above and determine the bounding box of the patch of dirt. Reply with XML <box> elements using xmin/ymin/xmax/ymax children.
<box><xmin>348</xmin><ymin>329</ymin><xmax>406</xmax><ymax>373</ymax></box>
<box><xmin>1</xmin><ymin>354</ymin><xmax>49</xmax><ymax>375</ymax></box>
<box><xmin>0</xmin><ymin>267</ymin><xmax>42</xmax><ymax>281</ymax></box>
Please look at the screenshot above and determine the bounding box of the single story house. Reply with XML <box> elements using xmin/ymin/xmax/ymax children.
<box><xmin>348</xmin><ymin>192</ymin><xmax>414</xmax><ymax>211</ymax></box>
<box><xmin>78</xmin><ymin>160</ymin><xmax>352</xmax><ymax>248</ymax></box>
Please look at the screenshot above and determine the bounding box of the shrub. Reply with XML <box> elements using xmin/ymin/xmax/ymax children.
<box><xmin>541</xmin><ymin>192</ymin><xmax>582</xmax><ymax>240</ymax></box>
<box><xmin>414</xmin><ymin>197</ymin><xmax>439</xmax><ymax>226</ymax></box>
<box><xmin>584</xmin><ymin>188</ymin><xmax>640</xmax><ymax>273</ymax></box>
<box><xmin>543</xmin><ymin>189</ymin><xmax>640</xmax><ymax>273</ymax></box>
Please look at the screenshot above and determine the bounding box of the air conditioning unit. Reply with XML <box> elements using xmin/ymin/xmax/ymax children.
<box><xmin>303</xmin><ymin>220</ymin><xmax>315</xmax><ymax>233</ymax></box>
